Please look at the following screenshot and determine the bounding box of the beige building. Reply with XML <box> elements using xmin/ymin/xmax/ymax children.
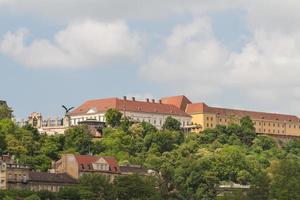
<box><xmin>69</xmin><ymin>96</ymin><xmax>192</xmax><ymax>129</ymax></box>
<box><xmin>54</xmin><ymin>154</ymin><xmax>121</xmax><ymax>181</ymax></box>
<box><xmin>0</xmin><ymin>156</ymin><xmax>76</xmax><ymax>192</ymax></box>
<box><xmin>185</xmin><ymin>102</ymin><xmax>300</xmax><ymax>137</ymax></box>
<box><xmin>159</xmin><ymin>95</ymin><xmax>300</xmax><ymax>137</ymax></box>
<box><xmin>18</xmin><ymin>112</ymin><xmax>69</xmax><ymax>135</ymax></box>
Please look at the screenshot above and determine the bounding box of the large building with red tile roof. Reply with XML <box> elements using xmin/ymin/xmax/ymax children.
<box><xmin>69</xmin><ymin>96</ymin><xmax>192</xmax><ymax>129</ymax></box>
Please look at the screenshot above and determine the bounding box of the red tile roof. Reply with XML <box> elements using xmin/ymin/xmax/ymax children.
<box><xmin>186</xmin><ymin>103</ymin><xmax>300</xmax><ymax>122</ymax></box>
<box><xmin>74</xmin><ymin>155</ymin><xmax>120</xmax><ymax>173</ymax></box>
<box><xmin>160</xmin><ymin>95</ymin><xmax>192</xmax><ymax>111</ymax></box>
<box><xmin>70</xmin><ymin>97</ymin><xmax>190</xmax><ymax>117</ymax></box>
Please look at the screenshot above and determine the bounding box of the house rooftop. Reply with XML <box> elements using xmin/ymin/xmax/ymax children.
<box><xmin>70</xmin><ymin>97</ymin><xmax>190</xmax><ymax>117</ymax></box>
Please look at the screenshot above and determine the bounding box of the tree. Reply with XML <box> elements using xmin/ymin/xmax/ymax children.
<box><xmin>239</xmin><ymin>116</ymin><xmax>256</xmax><ymax>145</ymax></box>
<box><xmin>0</xmin><ymin>101</ymin><xmax>13</xmax><ymax>120</ymax></box>
<box><xmin>78</xmin><ymin>173</ymin><xmax>116</xmax><ymax>200</ymax></box>
<box><xmin>36</xmin><ymin>190</ymin><xmax>56</xmax><ymax>200</ymax></box>
<box><xmin>144</xmin><ymin>130</ymin><xmax>184</xmax><ymax>154</ymax></box>
<box><xmin>269</xmin><ymin>158</ymin><xmax>300</xmax><ymax>200</ymax></box>
<box><xmin>162</xmin><ymin>116</ymin><xmax>181</xmax><ymax>131</ymax></box>
<box><xmin>24</xmin><ymin>194</ymin><xmax>41</xmax><ymax>200</ymax></box>
<box><xmin>115</xmin><ymin>174</ymin><xmax>161</xmax><ymax>200</ymax></box>
<box><xmin>247</xmin><ymin>171</ymin><xmax>270</xmax><ymax>200</ymax></box>
<box><xmin>105</xmin><ymin>109</ymin><xmax>123</xmax><ymax>127</ymax></box>
<box><xmin>57</xmin><ymin>187</ymin><xmax>80</xmax><ymax>200</ymax></box>
<box><xmin>64</xmin><ymin>125</ymin><xmax>93</xmax><ymax>154</ymax></box>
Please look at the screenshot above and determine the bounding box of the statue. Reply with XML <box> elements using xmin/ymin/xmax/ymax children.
<box><xmin>62</xmin><ymin>105</ymin><xmax>74</xmax><ymax>115</ymax></box>
<box><xmin>62</xmin><ymin>105</ymin><xmax>74</xmax><ymax>127</ymax></box>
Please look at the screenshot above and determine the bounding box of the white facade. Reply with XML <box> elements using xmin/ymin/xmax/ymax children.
<box><xmin>70</xmin><ymin>109</ymin><xmax>192</xmax><ymax>129</ymax></box>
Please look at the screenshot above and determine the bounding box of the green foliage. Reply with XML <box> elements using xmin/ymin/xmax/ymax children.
<box><xmin>162</xmin><ymin>116</ymin><xmax>181</xmax><ymax>131</ymax></box>
<box><xmin>269</xmin><ymin>158</ymin><xmax>300</xmax><ymax>200</ymax></box>
<box><xmin>0</xmin><ymin>108</ymin><xmax>300</xmax><ymax>200</ymax></box>
<box><xmin>57</xmin><ymin>187</ymin><xmax>80</xmax><ymax>200</ymax></box>
<box><xmin>105</xmin><ymin>108</ymin><xmax>123</xmax><ymax>127</ymax></box>
<box><xmin>115</xmin><ymin>174</ymin><xmax>161</xmax><ymax>200</ymax></box>
<box><xmin>24</xmin><ymin>194</ymin><xmax>41</xmax><ymax>200</ymax></box>
<box><xmin>77</xmin><ymin>173</ymin><xmax>116</xmax><ymax>199</ymax></box>
<box><xmin>0</xmin><ymin>101</ymin><xmax>13</xmax><ymax>120</ymax></box>
<box><xmin>64</xmin><ymin>125</ymin><xmax>93</xmax><ymax>154</ymax></box>
<box><xmin>36</xmin><ymin>190</ymin><xmax>56</xmax><ymax>200</ymax></box>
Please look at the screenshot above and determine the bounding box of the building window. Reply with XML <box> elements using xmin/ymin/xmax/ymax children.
<box><xmin>259</xmin><ymin>122</ymin><xmax>261</xmax><ymax>125</ymax></box>
<box><xmin>207</xmin><ymin>123</ymin><xmax>209</xmax><ymax>127</ymax></box>
<box><xmin>289</xmin><ymin>125</ymin><xmax>291</xmax><ymax>128</ymax></box>
<box><xmin>211</xmin><ymin>117</ymin><xmax>213</xmax><ymax>121</ymax></box>
<box><xmin>211</xmin><ymin>123</ymin><xmax>213</xmax><ymax>127</ymax></box>
<box><xmin>154</xmin><ymin>120</ymin><xmax>156</xmax><ymax>124</ymax></box>
<box><xmin>207</xmin><ymin>117</ymin><xmax>209</xmax><ymax>120</ymax></box>
<box><xmin>273</xmin><ymin>123</ymin><xmax>275</xmax><ymax>127</ymax></box>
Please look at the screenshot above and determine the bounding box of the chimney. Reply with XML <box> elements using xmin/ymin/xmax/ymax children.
<box><xmin>132</xmin><ymin>97</ymin><xmax>136</xmax><ymax>101</ymax></box>
<box><xmin>146</xmin><ymin>98</ymin><xmax>149</xmax><ymax>102</ymax></box>
<box><xmin>159</xmin><ymin>100</ymin><xmax>162</xmax><ymax>104</ymax></box>
<box><xmin>152</xmin><ymin>99</ymin><xmax>155</xmax><ymax>103</ymax></box>
<box><xmin>123</xmin><ymin>96</ymin><xmax>127</xmax><ymax>100</ymax></box>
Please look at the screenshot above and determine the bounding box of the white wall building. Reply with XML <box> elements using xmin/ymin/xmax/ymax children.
<box><xmin>69</xmin><ymin>96</ymin><xmax>192</xmax><ymax>129</ymax></box>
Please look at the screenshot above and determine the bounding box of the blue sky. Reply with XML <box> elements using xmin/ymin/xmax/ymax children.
<box><xmin>1</xmin><ymin>1</ymin><xmax>300</xmax><ymax>119</ymax></box>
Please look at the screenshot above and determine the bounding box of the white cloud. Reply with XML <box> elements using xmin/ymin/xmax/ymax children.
<box><xmin>141</xmin><ymin>17</ymin><xmax>300</xmax><ymax>114</ymax></box>
<box><xmin>0</xmin><ymin>19</ymin><xmax>140</xmax><ymax>68</ymax></box>
<box><xmin>140</xmin><ymin>18</ymin><xmax>229</xmax><ymax>96</ymax></box>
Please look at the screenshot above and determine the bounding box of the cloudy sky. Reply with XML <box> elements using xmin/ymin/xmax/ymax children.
<box><xmin>1</xmin><ymin>0</ymin><xmax>300</xmax><ymax>119</ymax></box>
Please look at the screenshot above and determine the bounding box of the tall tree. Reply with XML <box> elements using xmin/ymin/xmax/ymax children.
<box><xmin>105</xmin><ymin>109</ymin><xmax>123</xmax><ymax>127</ymax></box>
<box><xmin>269</xmin><ymin>158</ymin><xmax>300</xmax><ymax>200</ymax></box>
<box><xmin>162</xmin><ymin>116</ymin><xmax>181</xmax><ymax>131</ymax></box>
<box><xmin>64</xmin><ymin>125</ymin><xmax>93</xmax><ymax>154</ymax></box>
<box><xmin>0</xmin><ymin>100</ymin><xmax>13</xmax><ymax>120</ymax></box>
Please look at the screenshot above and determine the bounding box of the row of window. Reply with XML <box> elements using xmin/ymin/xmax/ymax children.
<box><xmin>254</xmin><ymin>121</ymin><xmax>300</xmax><ymax>129</ymax></box>
<box><xmin>214</xmin><ymin>117</ymin><xmax>300</xmax><ymax>130</ymax></box>
<box><xmin>206</xmin><ymin>123</ymin><xmax>214</xmax><ymax>128</ymax></box>
<box><xmin>257</xmin><ymin>128</ymin><xmax>285</xmax><ymax>134</ymax></box>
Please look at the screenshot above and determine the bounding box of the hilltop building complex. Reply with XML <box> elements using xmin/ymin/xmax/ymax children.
<box><xmin>16</xmin><ymin>95</ymin><xmax>300</xmax><ymax>137</ymax></box>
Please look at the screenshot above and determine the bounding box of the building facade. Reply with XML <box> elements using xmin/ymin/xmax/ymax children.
<box><xmin>69</xmin><ymin>96</ymin><xmax>192</xmax><ymax>129</ymax></box>
<box><xmin>184</xmin><ymin>103</ymin><xmax>300</xmax><ymax>137</ymax></box>
<box><xmin>54</xmin><ymin>154</ymin><xmax>121</xmax><ymax>181</ymax></box>
<box><xmin>17</xmin><ymin>112</ymin><xmax>69</xmax><ymax>135</ymax></box>
<box><xmin>0</xmin><ymin>156</ymin><xmax>76</xmax><ymax>192</ymax></box>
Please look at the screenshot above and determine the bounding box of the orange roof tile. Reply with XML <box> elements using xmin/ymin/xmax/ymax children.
<box><xmin>186</xmin><ymin>103</ymin><xmax>300</xmax><ymax>123</ymax></box>
<box><xmin>70</xmin><ymin>97</ymin><xmax>190</xmax><ymax>117</ymax></box>
<box><xmin>74</xmin><ymin>155</ymin><xmax>120</xmax><ymax>173</ymax></box>
<box><xmin>160</xmin><ymin>95</ymin><xmax>192</xmax><ymax>111</ymax></box>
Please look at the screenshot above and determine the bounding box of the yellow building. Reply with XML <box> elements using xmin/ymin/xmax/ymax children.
<box><xmin>185</xmin><ymin>102</ymin><xmax>300</xmax><ymax>137</ymax></box>
<box><xmin>161</xmin><ymin>95</ymin><xmax>300</xmax><ymax>137</ymax></box>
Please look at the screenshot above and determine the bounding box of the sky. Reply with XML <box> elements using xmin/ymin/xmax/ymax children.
<box><xmin>1</xmin><ymin>0</ymin><xmax>300</xmax><ymax>119</ymax></box>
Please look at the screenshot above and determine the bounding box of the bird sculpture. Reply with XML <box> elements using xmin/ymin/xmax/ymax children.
<box><xmin>62</xmin><ymin>105</ymin><xmax>74</xmax><ymax>115</ymax></box>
